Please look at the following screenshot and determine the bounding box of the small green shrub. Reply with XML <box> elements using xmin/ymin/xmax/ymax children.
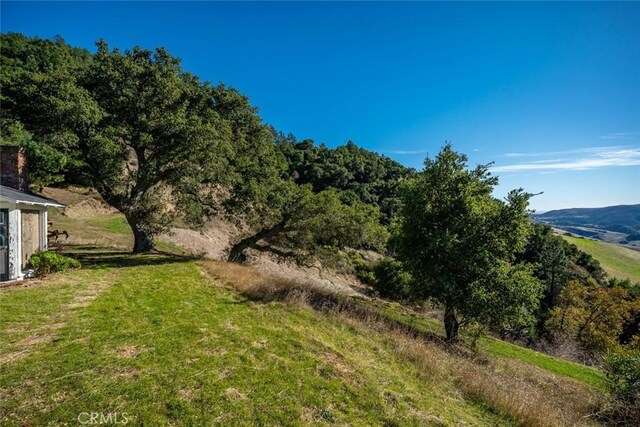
<box><xmin>28</xmin><ymin>251</ymin><xmax>81</xmax><ymax>276</ymax></box>
<box><xmin>372</xmin><ymin>258</ymin><xmax>412</xmax><ymax>300</ymax></box>
<box><xmin>349</xmin><ymin>252</ymin><xmax>376</xmax><ymax>285</ymax></box>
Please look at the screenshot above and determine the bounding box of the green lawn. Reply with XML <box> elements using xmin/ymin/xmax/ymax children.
<box><xmin>480</xmin><ymin>337</ymin><xmax>605</xmax><ymax>390</ymax></box>
<box><xmin>85</xmin><ymin>214</ymin><xmax>131</xmax><ymax>235</ymax></box>
<box><xmin>1</xmin><ymin>252</ymin><xmax>512</xmax><ymax>426</ymax></box>
<box><xmin>564</xmin><ymin>235</ymin><xmax>640</xmax><ymax>283</ymax></box>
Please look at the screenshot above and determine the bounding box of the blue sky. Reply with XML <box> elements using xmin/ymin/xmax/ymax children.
<box><xmin>2</xmin><ymin>1</ymin><xmax>639</xmax><ymax>211</ymax></box>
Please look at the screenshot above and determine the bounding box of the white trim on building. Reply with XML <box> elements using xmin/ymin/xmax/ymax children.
<box><xmin>0</xmin><ymin>185</ymin><xmax>64</xmax><ymax>281</ymax></box>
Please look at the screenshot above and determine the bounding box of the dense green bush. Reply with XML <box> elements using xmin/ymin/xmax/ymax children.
<box><xmin>605</xmin><ymin>349</ymin><xmax>640</xmax><ymax>402</ymax></box>
<box><xmin>372</xmin><ymin>258</ymin><xmax>412</xmax><ymax>300</ymax></box>
<box><xmin>28</xmin><ymin>251</ymin><xmax>81</xmax><ymax>276</ymax></box>
<box><xmin>603</xmin><ymin>349</ymin><xmax>640</xmax><ymax>424</ymax></box>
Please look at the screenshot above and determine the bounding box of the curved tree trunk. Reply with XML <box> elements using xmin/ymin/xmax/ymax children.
<box><xmin>227</xmin><ymin>221</ymin><xmax>287</xmax><ymax>263</ymax></box>
<box><xmin>125</xmin><ymin>214</ymin><xmax>155</xmax><ymax>253</ymax></box>
<box><xmin>228</xmin><ymin>238</ymin><xmax>251</xmax><ymax>263</ymax></box>
<box><xmin>444</xmin><ymin>305</ymin><xmax>460</xmax><ymax>343</ymax></box>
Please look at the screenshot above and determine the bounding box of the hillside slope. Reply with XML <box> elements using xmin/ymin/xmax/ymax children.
<box><xmin>0</xmin><ymin>189</ymin><xmax>609</xmax><ymax>425</ymax></box>
<box><xmin>563</xmin><ymin>235</ymin><xmax>640</xmax><ymax>283</ymax></box>
<box><xmin>0</xmin><ymin>250</ymin><xmax>603</xmax><ymax>426</ymax></box>
<box><xmin>43</xmin><ymin>187</ymin><xmax>367</xmax><ymax>296</ymax></box>
<box><xmin>534</xmin><ymin>204</ymin><xmax>640</xmax><ymax>249</ymax></box>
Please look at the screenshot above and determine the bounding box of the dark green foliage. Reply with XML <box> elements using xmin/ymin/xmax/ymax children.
<box><xmin>2</xmin><ymin>34</ymin><xmax>386</xmax><ymax>258</ymax></box>
<box><xmin>81</xmin><ymin>41</ymin><xmax>232</xmax><ymax>252</ymax></box>
<box><xmin>371</xmin><ymin>258</ymin><xmax>412</xmax><ymax>300</ymax></box>
<box><xmin>518</xmin><ymin>224</ymin><xmax>579</xmax><ymax>332</ymax></box>
<box><xmin>210</xmin><ymin>86</ymin><xmax>287</xmax><ymax>224</ymax></box>
<box><xmin>27</xmin><ymin>251</ymin><xmax>81</xmax><ymax>276</ymax></box>
<box><xmin>273</xmin><ymin>131</ymin><xmax>413</xmax><ymax>223</ymax></box>
<box><xmin>0</xmin><ymin>121</ymin><xmax>67</xmax><ymax>189</ymax></box>
<box><xmin>0</xmin><ymin>33</ymin><xmax>98</xmax><ymax>189</ymax></box>
<box><xmin>517</xmin><ymin>223</ymin><xmax>609</xmax><ymax>336</ymax></box>
<box><xmin>2</xmin><ymin>35</ymin><xmax>275</xmax><ymax>253</ymax></box>
<box><xmin>603</xmin><ymin>349</ymin><xmax>640</xmax><ymax>424</ymax></box>
<box><xmin>605</xmin><ymin>350</ymin><xmax>640</xmax><ymax>402</ymax></box>
<box><xmin>394</xmin><ymin>144</ymin><xmax>542</xmax><ymax>341</ymax></box>
<box><xmin>227</xmin><ymin>183</ymin><xmax>389</xmax><ymax>262</ymax></box>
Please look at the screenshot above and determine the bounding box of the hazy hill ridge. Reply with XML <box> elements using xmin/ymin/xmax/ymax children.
<box><xmin>533</xmin><ymin>204</ymin><xmax>640</xmax><ymax>248</ymax></box>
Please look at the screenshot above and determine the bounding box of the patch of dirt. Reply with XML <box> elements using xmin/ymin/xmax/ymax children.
<box><xmin>114</xmin><ymin>366</ymin><xmax>139</xmax><ymax>379</ymax></box>
<box><xmin>40</xmin><ymin>322</ymin><xmax>66</xmax><ymax>331</ymax></box>
<box><xmin>224</xmin><ymin>387</ymin><xmax>247</xmax><ymax>401</ymax></box>
<box><xmin>179</xmin><ymin>388</ymin><xmax>194</xmax><ymax>401</ymax></box>
<box><xmin>65</xmin><ymin>301</ymin><xmax>91</xmax><ymax>309</ymax></box>
<box><xmin>251</xmin><ymin>339</ymin><xmax>268</xmax><ymax>348</ymax></box>
<box><xmin>218</xmin><ymin>367</ymin><xmax>234</xmax><ymax>380</ymax></box>
<box><xmin>72</xmin><ymin>295</ymin><xmax>98</xmax><ymax>303</ymax></box>
<box><xmin>61</xmin><ymin>196</ymin><xmax>118</xmax><ymax>219</ymax></box>
<box><xmin>159</xmin><ymin>217</ymin><xmax>239</xmax><ymax>259</ymax></box>
<box><xmin>47</xmin><ymin>312</ymin><xmax>70</xmax><ymax>320</ymax></box>
<box><xmin>42</xmin><ymin>186</ymin><xmax>93</xmax><ymax>206</ymax></box>
<box><xmin>19</xmin><ymin>334</ymin><xmax>53</xmax><ymax>346</ymax></box>
<box><xmin>244</xmin><ymin>250</ymin><xmax>364</xmax><ymax>296</ymax></box>
<box><xmin>114</xmin><ymin>345</ymin><xmax>141</xmax><ymax>359</ymax></box>
<box><xmin>0</xmin><ymin>350</ymin><xmax>30</xmax><ymax>364</ymax></box>
<box><xmin>65</xmin><ymin>284</ymin><xmax>109</xmax><ymax>309</ymax></box>
<box><xmin>321</xmin><ymin>352</ymin><xmax>361</xmax><ymax>387</ymax></box>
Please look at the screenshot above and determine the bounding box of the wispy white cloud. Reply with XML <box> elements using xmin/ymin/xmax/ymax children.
<box><xmin>492</xmin><ymin>146</ymin><xmax>640</xmax><ymax>173</ymax></box>
<box><xmin>503</xmin><ymin>146</ymin><xmax>625</xmax><ymax>158</ymax></box>
<box><xmin>598</xmin><ymin>132</ymin><xmax>638</xmax><ymax>140</ymax></box>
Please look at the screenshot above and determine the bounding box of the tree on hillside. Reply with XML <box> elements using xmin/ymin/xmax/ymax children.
<box><xmin>517</xmin><ymin>223</ymin><xmax>573</xmax><ymax>331</ymax></box>
<box><xmin>546</xmin><ymin>280</ymin><xmax>640</xmax><ymax>353</ymax></box>
<box><xmin>273</xmin><ymin>132</ymin><xmax>414</xmax><ymax>223</ymax></box>
<box><xmin>80</xmin><ymin>42</ymin><xmax>235</xmax><ymax>252</ymax></box>
<box><xmin>516</xmin><ymin>223</ymin><xmax>610</xmax><ymax>335</ymax></box>
<box><xmin>227</xmin><ymin>181</ymin><xmax>389</xmax><ymax>262</ymax></box>
<box><xmin>395</xmin><ymin>145</ymin><xmax>542</xmax><ymax>342</ymax></box>
<box><xmin>1</xmin><ymin>36</ymin><xmax>238</xmax><ymax>251</ymax></box>
<box><xmin>1</xmin><ymin>35</ymin><xmax>388</xmax><ymax>255</ymax></box>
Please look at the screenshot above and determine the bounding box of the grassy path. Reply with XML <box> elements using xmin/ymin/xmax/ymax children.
<box><xmin>1</xmin><ymin>254</ymin><xmax>509</xmax><ymax>426</ymax></box>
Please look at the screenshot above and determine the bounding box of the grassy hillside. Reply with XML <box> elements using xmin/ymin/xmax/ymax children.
<box><xmin>564</xmin><ymin>235</ymin><xmax>640</xmax><ymax>283</ymax></box>
<box><xmin>0</xmin><ymin>250</ymin><xmax>605</xmax><ymax>426</ymax></box>
<box><xmin>0</xmin><ymin>190</ymin><xmax>608</xmax><ymax>425</ymax></box>
<box><xmin>0</xmin><ymin>252</ymin><xmax>506</xmax><ymax>425</ymax></box>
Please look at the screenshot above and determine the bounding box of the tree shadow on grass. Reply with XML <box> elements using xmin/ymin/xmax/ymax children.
<box><xmin>60</xmin><ymin>244</ymin><xmax>197</xmax><ymax>270</ymax></box>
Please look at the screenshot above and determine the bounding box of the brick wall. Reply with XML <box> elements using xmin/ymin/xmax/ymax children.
<box><xmin>0</xmin><ymin>146</ymin><xmax>29</xmax><ymax>191</ymax></box>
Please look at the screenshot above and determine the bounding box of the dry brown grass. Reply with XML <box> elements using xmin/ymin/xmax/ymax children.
<box><xmin>200</xmin><ymin>260</ymin><xmax>605</xmax><ymax>427</ymax></box>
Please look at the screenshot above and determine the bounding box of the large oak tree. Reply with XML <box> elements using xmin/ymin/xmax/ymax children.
<box><xmin>82</xmin><ymin>42</ymin><xmax>233</xmax><ymax>252</ymax></box>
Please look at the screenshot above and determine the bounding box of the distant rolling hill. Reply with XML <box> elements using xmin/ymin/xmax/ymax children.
<box><xmin>563</xmin><ymin>235</ymin><xmax>640</xmax><ymax>283</ymax></box>
<box><xmin>533</xmin><ymin>204</ymin><xmax>640</xmax><ymax>249</ymax></box>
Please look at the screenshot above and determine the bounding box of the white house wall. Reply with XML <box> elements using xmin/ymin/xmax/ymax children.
<box><xmin>39</xmin><ymin>209</ymin><xmax>48</xmax><ymax>251</ymax></box>
<box><xmin>0</xmin><ymin>201</ymin><xmax>48</xmax><ymax>280</ymax></box>
<box><xmin>0</xmin><ymin>200</ymin><xmax>22</xmax><ymax>280</ymax></box>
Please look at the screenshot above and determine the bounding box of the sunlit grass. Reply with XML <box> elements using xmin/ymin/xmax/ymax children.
<box><xmin>0</xmin><ymin>253</ymin><xmax>509</xmax><ymax>426</ymax></box>
<box><xmin>564</xmin><ymin>235</ymin><xmax>640</xmax><ymax>283</ymax></box>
